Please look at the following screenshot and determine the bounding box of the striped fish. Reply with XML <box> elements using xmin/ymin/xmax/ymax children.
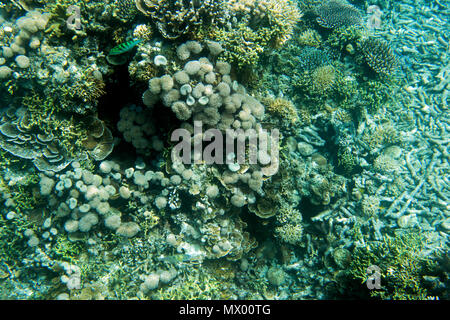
<box><xmin>108</xmin><ymin>39</ymin><xmax>142</xmax><ymax>56</ymax></box>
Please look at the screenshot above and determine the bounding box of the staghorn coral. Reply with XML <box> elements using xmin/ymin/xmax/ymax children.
<box><xmin>310</xmin><ymin>65</ymin><xmax>336</xmax><ymax>93</ymax></box>
<box><xmin>315</xmin><ymin>0</ymin><xmax>362</xmax><ymax>29</ymax></box>
<box><xmin>358</xmin><ymin>37</ymin><xmax>397</xmax><ymax>76</ymax></box>
<box><xmin>349</xmin><ymin>232</ymin><xmax>441</xmax><ymax>300</ymax></box>
<box><xmin>135</xmin><ymin>0</ymin><xmax>225</xmax><ymax>39</ymax></box>
<box><xmin>248</xmin><ymin>0</ymin><xmax>303</xmax><ymax>48</ymax></box>
<box><xmin>297</xmin><ymin>29</ymin><xmax>322</xmax><ymax>48</ymax></box>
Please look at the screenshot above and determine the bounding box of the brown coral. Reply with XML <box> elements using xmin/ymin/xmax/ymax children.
<box><xmin>229</xmin><ymin>0</ymin><xmax>303</xmax><ymax>47</ymax></box>
<box><xmin>81</xmin><ymin>117</ymin><xmax>114</xmax><ymax>161</ymax></box>
<box><xmin>264</xmin><ymin>97</ymin><xmax>299</xmax><ymax>124</ymax></box>
<box><xmin>73</xmin><ymin>76</ymin><xmax>106</xmax><ymax>104</ymax></box>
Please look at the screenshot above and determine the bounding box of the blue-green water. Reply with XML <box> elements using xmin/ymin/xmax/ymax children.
<box><xmin>0</xmin><ymin>0</ymin><xmax>448</xmax><ymax>300</ymax></box>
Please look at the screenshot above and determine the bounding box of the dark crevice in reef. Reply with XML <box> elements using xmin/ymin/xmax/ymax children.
<box><xmin>240</xmin><ymin>206</ymin><xmax>274</xmax><ymax>244</ymax></box>
<box><xmin>96</xmin><ymin>66</ymin><xmax>182</xmax><ymax>164</ymax></box>
<box><xmin>298</xmin><ymin>197</ymin><xmax>325</xmax><ymax>222</ymax></box>
<box><xmin>97</xmin><ymin>65</ymin><xmax>131</xmax><ymax>126</ymax></box>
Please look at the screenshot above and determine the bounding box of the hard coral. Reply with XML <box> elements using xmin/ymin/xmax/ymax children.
<box><xmin>310</xmin><ymin>65</ymin><xmax>336</xmax><ymax>93</ymax></box>
<box><xmin>255</xmin><ymin>0</ymin><xmax>303</xmax><ymax>47</ymax></box>
<box><xmin>135</xmin><ymin>0</ymin><xmax>225</xmax><ymax>39</ymax></box>
<box><xmin>358</xmin><ymin>37</ymin><xmax>397</xmax><ymax>76</ymax></box>
<box><xmin>297</xmin><ymin>47</ymin><xmax>331</xmax><ymax>72</ymax></box>
<box><xmin>0</xmin><ymin>107</ymin><xmax>88</xmax><ymax>172</ymax></box>
<box><xmin>114</xmin><ymin>0</ymin><xmax>138</xmax><ymax>22</ymax></box>
<box><xmin>315</xmin><ymin>0</ymin><xmax>362</xmax><ymax>29</ymax></box>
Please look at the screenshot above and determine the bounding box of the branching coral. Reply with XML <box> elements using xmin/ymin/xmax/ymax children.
<box><xmin>263</xmin><ymin>96</ymin><xmax>299</xmax><ymax>125</ymax></box>
<box><xmin>358</xmin><ymin>37</ymin><xmax>397</xmax><ymax>76</ymax></box>
<box><xmin>297</xmin><ymin>47</ymin><xmax>331</xmax><ymax>71</ymax></box>
<box><xmin>73</xmin><ymin>74</ymin><xmax>106</xmax><ymax>104</ymax></box>
<box><xmin>0</xmin><ymin>105</ymin><xmax>89</xmax><ymax>172</ymax></box>
<box><xmin>315</xmin><ymin>0</ymin><xmax>363</xmax><ymax>29</ymax></box>
<box><xmin>349</xmin><ymin>232</ymin><xmax>442</xmax><ymax>299</ymax></box>
<box><xmin>202</xmin><ymin>22</ymin><xmax>269</xmax><ymax>69</ymax></box>
<box><xmin>113</xmin><ymin>0</ymin><xmax>138</xmax><ymax>22</ymax></box>
<box><xmin>310</xmin><ymin>65</ymin><xmax>336</xmax><ymax>93</ymax></box>
<box><xmin>135</xmin><ymin>0</ymin><xmax>225</xmax><ymax>39</ymax></box>
<box><xmin>253</xmin><ymin>0</ymin><xmax>303</xmax><ymax>47</ymax></box>
<box><xmin>197</xmin><ymin>0</ymin><xmax>302</xmax><ymax>69</ymax></box>
<box><xmin>297</xmin><ymin>29</ymin><xmax>322</xmax><ymax>48</ymax></box>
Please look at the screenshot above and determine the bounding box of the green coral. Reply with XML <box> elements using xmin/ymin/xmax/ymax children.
<box><xmin>49</xmin><ymin>234</ymin><xmax>84</xmax><ymax>264</ymax></box>
<box><xmin>359</xmin><ymin>79</ymin><xmax>394</xmax><ymax>113</ymax></box>
<box><xmin>151</xmin><ymin>266</ymin><xmax>235</xmax><ymax>300</ymax></box>
<box><xmin>337</xmin><ymin>147</ymin><xmax>357</xmax><ymax>174</ymax></box>
<box><xmin>360</xmin><ymin>195</ymin><xmax>381</xmax><ymax>218</ymax></box>
<box><xmin>199</xmin><ymin>22</ymin><xmax>271</xmax><ymax>70</ymax></box>
<box><xmin>325</xmin><ymin>25</ymin><xmax>365</xmax><ymax>54</ymax></box>
<box><xmin>275</xmin><ymin>224</ymin><xmax>304</xmax><ymax>245</ymax></box>
<box><xmin>297</xmin><ymin>28</ymin><xmax>322</xmax><ymax>48</ymax></box>
<box><xmin>361</xmin><ymin>122</ymin><xmax>402</xmax><ymax>151</ymax></box>
<box><xmin>349</xmin><ymin>231</ymin><xmax>441</xmax><ymax>300</ymax></box>
<box><xmin>274</xmin><ymin>204</ymin><xmax>304</xmax><ymax>245</ymax></box>
<box><xmin>22</xmin><ymin>93</ymin><xmax>89</xmax><ymax>159</ymax></box>
<box><xmin>358</xmin><ymin>37</ymin><xmax>398</xmax><ymax>76</ymax></box>
<box><xmin>0</xmin><ymin>210</ymin><xmax>36</xmax><ymax>272</ymax></box>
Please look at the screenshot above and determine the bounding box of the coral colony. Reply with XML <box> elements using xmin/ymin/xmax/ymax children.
<box><xmin>0</xmin><ymin>0</ymin><xmax>448</xmax><ymax>300</ymax></box>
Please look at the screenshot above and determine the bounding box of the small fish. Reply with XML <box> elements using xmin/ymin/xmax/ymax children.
<box><xmin>108</xmin><ymin>39</ymin><xmax>142</xmax><ymax>56</ymax></box>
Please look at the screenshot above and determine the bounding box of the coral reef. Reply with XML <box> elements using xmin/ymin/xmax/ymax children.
<box><xmin>197</xmin><ymin>0</ymin><xmax>302</xmax><ymax>70</ymax></box>
<box><xmin>0</xmin><ymin>107</ymin><xmax>87</xmax><ymax>172</ymax></box>
<box><xmin>135</xmin><ymin>0</ymin><xmax>225</xmax><ymax>39</ymax></box>
<box><xmin>0</xmin><ymin>0</ymin><xmax>448</xmax><ymax>302</ymax></box>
